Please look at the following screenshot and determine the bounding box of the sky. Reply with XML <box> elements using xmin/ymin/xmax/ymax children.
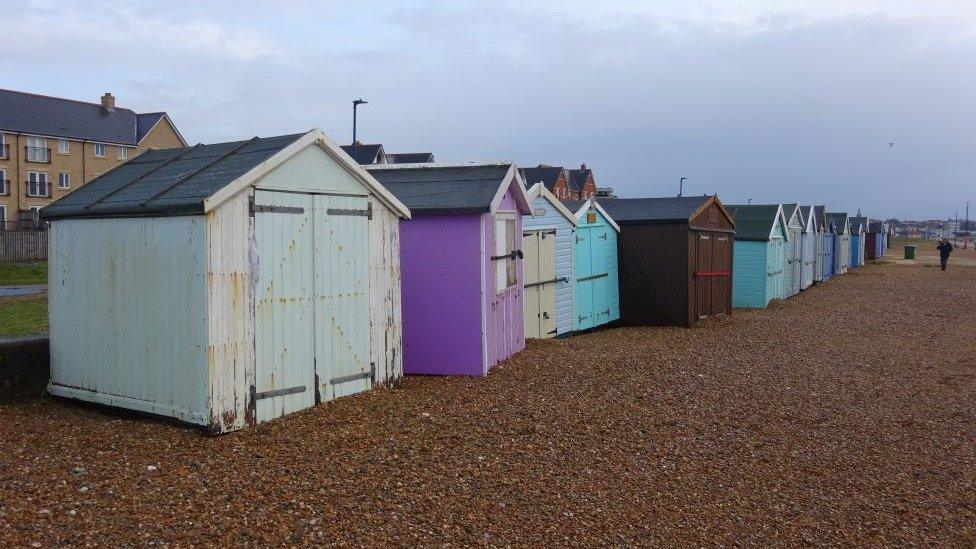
<box><xmin>4</xmin><ymin>0</ymin><xmax>975</xmax><ymax>219</ymax></box>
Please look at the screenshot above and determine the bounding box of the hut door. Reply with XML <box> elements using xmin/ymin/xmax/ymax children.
<box><xmin>711</xmin><ymin>235</ymin><xmax>731</xmax><ymax>316</ymax></box>
<box><xmin>313</xmin><ymin>195</ymin><xmax>371</xmax><ymax>401</ymax></box>
<box><xmin>695</xmin><ymin>233</ymin><xmax>713</xmax><ymax>319</ymax></box>
<box><xmin>253</xmin><ymin>190</ymin><xmax>316</xmax><ymax>423</ymax></box>
<box><xmin>522</xmin><ymin>230</ymin><xmax>558</xmax><ymax>339</ymax></box>
<box><xmin>574</xmin><ymin>227</ymin><xmax>594</xmax><ymax>330</ymax></box>
<box><xmin>522</xmin><ymin>231</ymin><xmax>542</xmax><ymax>339</ymax></box>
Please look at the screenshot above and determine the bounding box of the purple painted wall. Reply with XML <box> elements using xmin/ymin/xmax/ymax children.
<box><xmin>398</xmin><ymin>177</ymin><xmax>529</xmax><ymax>376</ymax></box>
<box><xmin>399</xmin><ymin>215</ymin><xmax>485</xmax><ymax>375</ymax></box>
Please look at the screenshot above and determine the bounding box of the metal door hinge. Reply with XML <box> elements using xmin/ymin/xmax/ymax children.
<box><xmin>254</xmin><ymin>385</ymin><xmax>307</xmax><ymax>400</ymax></box>
<box><xmin>250</xmin><ymin>197</ymin><xmax>305</xmax><ymax>215</ymax></box>
<box><xmin>327</xmin><ymin>202</ymin><xmax>372</xmax><ymax>219</ymax></box>
<box><xmin>331</xmin><ymin>362</ymin><xmax>376</xmax><ymax>385</ymax></box>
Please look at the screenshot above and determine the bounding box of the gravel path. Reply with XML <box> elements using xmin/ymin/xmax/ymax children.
<box><xmin>1</xmin><ymin>261</ymin><xmax>973</xmax><ymax>546</ymax></box>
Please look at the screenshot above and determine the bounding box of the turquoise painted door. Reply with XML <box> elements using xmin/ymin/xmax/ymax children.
<box><xmin>575</xmin><ymin>226</ymin><xmax>595</xmax><ymax>330</ymax></box>
<box><xmin>591</xmin><ymin>227</ymin><xmax>610</xmax><ymax>326</ymax></box>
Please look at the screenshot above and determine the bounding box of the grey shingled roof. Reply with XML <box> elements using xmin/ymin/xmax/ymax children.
<box><xmin>782</xmin><ymin>203</ymin><xmax>802</xmax><ymax>228</ymax></box>
<box><xmin>726</xmin><ymin>204</ymin><xmax>783</xmax><ymax>241</ymax></box>
<box><xmin>597</xmin><ymin>196</ymin><xmax>712</xmax><ymax>224</ymax></box>
<box><xmin>366</xmin><ymin>164</ymin><xmax>511</xmax><ymax>214</ymax></box>
<box><xmin>340</xmin><ymin>143</ymin><xmax>385</xmax><ymax>164</ymax></box>
<box><xmin>848</xmin><ymin>215</ymin><xmax>868</xmax><ymax>233</ymax></box>
<box><xmin>387</xmin><ymin>152</ymin><xmax>435</xmax><ymax>164</ymax></box>
<box><xmin>519</xmin><ymin>166</ymin><xmax>565</xmax><ymax>193</ymax></box>
<box><xmin>567</xmin><ymin>168</ymin><xmax>591</xmax><ymax>192</ymax></box>
<box><xmin>0</xmin><ymin>88</ymin><xmax>178</xmax><ymax>146</ymax></box>
<box><xmin>815</xmin><ymin>205</ymin><xmax>832</xmax><ymax>232</ymax></box>
<box><xmin>41</xmin><ymin>133</ymin><xmax>305</xmax><ymax>220</ymax></box>
<box><xmin>827</xmin><ymin>213</ymin><xmax>850</xmax><ymax>234</ymax></box>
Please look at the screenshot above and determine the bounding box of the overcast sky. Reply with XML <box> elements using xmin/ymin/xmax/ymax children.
<box><xmin>6</xmin><ymin>0</ymin><xmax>975</xmax><ymax>219</ymax></box>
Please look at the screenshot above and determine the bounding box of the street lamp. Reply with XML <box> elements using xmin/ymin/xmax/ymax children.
<box><xmin>352</xmin><ymin>98</ymin><xmax>368</xmax><ymax>146</ymax></box>
<box><xmin>678</xmin><ymin>177</ymin><xmax>687</xmax><ymax>197</ymax></box>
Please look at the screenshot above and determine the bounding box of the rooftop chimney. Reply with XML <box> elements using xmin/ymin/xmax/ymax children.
<box><xmin>580</xmin><ymin>163</ymin><xmax>587</xmax><ymax>171</ymax></box>
<box><xmin>101</xmin><ymin>93</ymin><xmax>116</xmax><ymax>112</ymax></box>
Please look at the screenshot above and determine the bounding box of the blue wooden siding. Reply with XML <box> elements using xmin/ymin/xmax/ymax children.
<box><xmin>574</xmin><ymin>207</ymin><xmax>619</xmax><ymax>330</ymax></box>
<box><xmin>732</xmin><ymin>240</ymin><xmax>769</xmax><ymax>308</ymax></box>
<box><xmin>850</xmin><ymin>234</ymin><xmax>862</xmax><ymax>267</ymax></box>
<box><xmin>523</xmin><ymin>195</ymin><xmax>576</xmax><ymax>335</ymax></box>
<box><xmin>822</xmin><ymin>232</ymin><xmax>834</xmax><ymax>280</ymax></box>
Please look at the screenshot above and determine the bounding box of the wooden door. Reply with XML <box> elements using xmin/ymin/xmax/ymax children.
<box><xmin>574</xmin><ymin>227</ymin><xmax>594</xmax><ymax>330</ymax></box>
<box><xmin>253</xmin><ymin>190</ymin><xmax>316</xmax><ymax>423</ymax></box>
<box><xmin>710</xmin><ymin>234</ymin><xmax>732</xmax><ymax>316</ymax></box>
<box><xmin>537</xmin><ymin>230</ymin><xmax>558</xmax><ymax>337</ymax></box>
<box><xmin>695</xmin><ymin>233</ymin><xmax>713</xmax><ymax>319</ymax></box>
<box><xmin>313</xmin><ymin>195</ymin><xmax>371</xmax><ymax>401</ymax></box>
<box><xmin>522</xmin><ymin>230</ymin><xmax>542</xmax><ymax>339</ymax></box>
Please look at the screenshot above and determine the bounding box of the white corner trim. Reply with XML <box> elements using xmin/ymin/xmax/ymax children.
<box><xmin>488</xmin><ymin>164</ymin><xmax>531</xmax><ymax>215</ymax></box>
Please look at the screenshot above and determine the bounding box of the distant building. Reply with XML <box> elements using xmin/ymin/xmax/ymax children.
<box><xmin>519</xmin><ymin>165</ymin><xmax>572</xmax><ymax>200</ymax></box>
<box><xmin>595</xmin><ymin>187</ymin><xmax>616</xmax><ymax>198</ymax></box>
<box><xmin>0</xmin><ymin>88</ymin><xmax>186</xmax><ymax>227</ymax></box>
<box><xmin>520</xmin><ymin>163</ymin><xmax>598</xmax><ymax>201</ymax></box>
<box><xmin>567</xmin><ymin>164</ymin><xmax>597</xmax><ymax>200</ymax></box>
<box><xmin>339</xmin><ymin>143</ymin><xmax>434</xmax><ymax>165</ymax></box>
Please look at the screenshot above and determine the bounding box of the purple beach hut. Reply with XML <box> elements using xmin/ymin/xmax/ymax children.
<box><xmin>367</xmin><ymin>163</ymin><xmax>532</xmax><ymax>376</ymax></box>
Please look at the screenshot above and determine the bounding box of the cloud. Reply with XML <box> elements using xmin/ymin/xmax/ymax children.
<box><xmin>4</xmin><ymin>1</ymin><xmax>974</xmax><ymax>218</ymax></box>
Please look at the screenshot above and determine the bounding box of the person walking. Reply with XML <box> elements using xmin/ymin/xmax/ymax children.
<box><xmin>937</xmin><ymin>239</ymin><xmax>954</xmax><ymax>271</ymax></box>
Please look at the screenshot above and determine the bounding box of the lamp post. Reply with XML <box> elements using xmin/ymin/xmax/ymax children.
<box><xmin>352</xmin><ymin>98</ymin><xmax>368</xmax><ymax>146</ymax></box>
<box><xmin>678</xmin><ymin>177</ymin><xmax>686</xmax><ymax>197</ymax></box>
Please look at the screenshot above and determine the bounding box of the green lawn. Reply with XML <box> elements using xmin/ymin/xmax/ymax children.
<box><xmin>0</xmin><ymin>295</ymin><xmax>48</xmax><ymax>338</ymax></box>
<box><xmin>0</xmin><ymin>261</ymin><xmax>48</xmax><ymax>286</ymax></box>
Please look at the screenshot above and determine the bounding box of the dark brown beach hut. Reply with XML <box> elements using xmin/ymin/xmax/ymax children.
<box><xmin>599</xmin><ymin>195</ymin><xmax>736</xmax><ymax>327</ymax></box>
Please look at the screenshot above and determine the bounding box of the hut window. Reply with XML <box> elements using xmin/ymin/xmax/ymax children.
<box><xmin>586</xmin><ymin>210</ymin><xmax>597</xmax><ymax>224</ymax></box>
<box><xmin>494</xmin><ymin>214</ymin><xmax>518</xmax><ymax>291</ymax></box>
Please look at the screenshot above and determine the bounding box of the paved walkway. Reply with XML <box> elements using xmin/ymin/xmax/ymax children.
<box><xmin>0</xmin><ymin>285</ymin><xmax>46</xmax><ymax>298</ymax></box>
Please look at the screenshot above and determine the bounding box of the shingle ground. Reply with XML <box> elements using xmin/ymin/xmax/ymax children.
<box><xmin>1</xmin><ymin>251</ymin><xmax>973</xmax><ymax>546</ymax></box>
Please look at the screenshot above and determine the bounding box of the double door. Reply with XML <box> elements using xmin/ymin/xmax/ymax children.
<box><xmin>575</xmin><ymin>226</ymin><xmax>612</xmax><ymax>330</ymax></box>
<box><xmin>252</xmin><ymin>190</ymin><xmax>371</xmax><ymax>423</ymax></box>
<box><xmin>522</xmin><ymin>229</ymin><xmax>558</xmax><ymax>339</ymax></box>
<box><xmin>694</xmin><ymin>232</ymin><xmax>732</xmax><ymax>319</ymax></box>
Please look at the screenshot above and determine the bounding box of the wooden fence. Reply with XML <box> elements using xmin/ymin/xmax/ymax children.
<box><xmin>0</xmin><ymin>227</ymin><xmax>48</xmax><ymax>262</ymax></box>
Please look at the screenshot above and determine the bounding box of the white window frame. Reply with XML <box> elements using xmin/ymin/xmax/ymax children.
<box><xmin>26</xmin><ymin>136</ymin><xmax>48</xmax><ymax>162</ymax></box>
<box><xmin>117</xmin><ymin>145</ymin><xmax>128</xmax><ymax>160</ymax></box>
<box><xmin>94</xmin><ymin>143</ymin><xmax>106</xmax><ymax>157</ymax></box>
<box><xmin>0</xmin><ymin>168</ymin><xmax>7</xmax><ymax>195</ymax></box>
<box><xmin>494</xmin><ymin>212</ymin><xmax>518</xmax><ymax>293</ymax></box>
<box><xmin>59</xmin><ymin>171</ymin><xmax>71</xmax><ymax>189</ymax></box>
<box><xmin>27</xmin><ymin>171</ymin><xmax>49</xmax><ymax>197</ymax></box>
<box><xmin>0</xmin><ymin>204</ymin><xmax>6</xmax><ymax>226</ymax></box>
<box><xmin>58</xmin><ymin>138</ymin><xmax>70</xmax><ymax>155</ymax></box>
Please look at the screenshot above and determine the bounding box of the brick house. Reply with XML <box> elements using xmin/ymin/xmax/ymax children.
<box><xmin>0</xmin><ymin>89</ymin><xmax>185</xmax><ymax>227</ymax></box>
<box><xmin>568</xmin><ymin>164</ymin><xmax>597</xmax><ymax>200</ymax></box>
<box><xmin>519</xmin><ymin>165</ymin><xmax>573</xmax><ymax>200</ymax></box>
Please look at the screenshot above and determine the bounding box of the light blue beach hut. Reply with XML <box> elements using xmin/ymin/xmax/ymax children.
<box><xmin>564</xmin><ymin>199</ymin><xmax>621</xmax><ymax>331</ymax></box>
<box><xmin>521</xmin><ymin>182</ymin><xmax>578</xmax><ymax>338</ymax></box>
<box><xmin>727</xmin><ymin>204</ymin><xmax>790</xmax><ymax>308</ymax></box>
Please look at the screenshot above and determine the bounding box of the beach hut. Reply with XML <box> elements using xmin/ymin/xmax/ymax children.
<box><xmin>797</xmin><ymin>205</ymin><xmax>816</xmax><ymax>289</ymax></box>
<box><xmin>866</xmin><ymin>221</ymin><xmax>885</xmax><ymax>260</ymax></box>
<box><xmin>598</xmin><ymin>196</ymin><xmax>735</xmax><ymax>326</ymax></box>
<box><xmin>828</xmin><ymin>213</ymin><xmax>851</xmax><ymax>274</ymax></box>
<box><xmin>366</xmin><ymin>163</ymin><xmax>532</xmax><ymax>376</ymax></box>
<box><xmin>521</xmin><ymin>183</ymin><xmax>578</xmax><ymax>338</ymax></box>
<box><xmin>726</xmin><ymin>204</ymin><xmax>790</xmax><ymax>308</ymax></box>
<box><xmin>819</xmin><ymin>206</ymin><xmax>835</xmax><ymax>281</ymax></box>
<box><xmin>41</xmin><ymin>130</ymin><xmax>411</xmax><ymax>433</ymax></box>
<box><xmin>563</xmin><ymin>199</ymin><xmax>621</xmax><ymax>330</ymax></box>
<box><xmin>849</xmin><ymin>215</ymin><xmax>868</xmax><ymax>267</ymax></box>
<box><xmin>780</xmin><ymin>204</ymin><xmax>804</xmax><ymax>296</ymax></box>
<box><xmin>811</xmin><ymin>207</ymin><xmax>824</xmax><ymax>284</ymax></box>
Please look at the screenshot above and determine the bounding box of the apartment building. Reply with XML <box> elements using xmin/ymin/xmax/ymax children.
<box><xmin>0</xmin><ymin>88</ymin><xmax>185</xmax><ymax>227</ymax></box>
